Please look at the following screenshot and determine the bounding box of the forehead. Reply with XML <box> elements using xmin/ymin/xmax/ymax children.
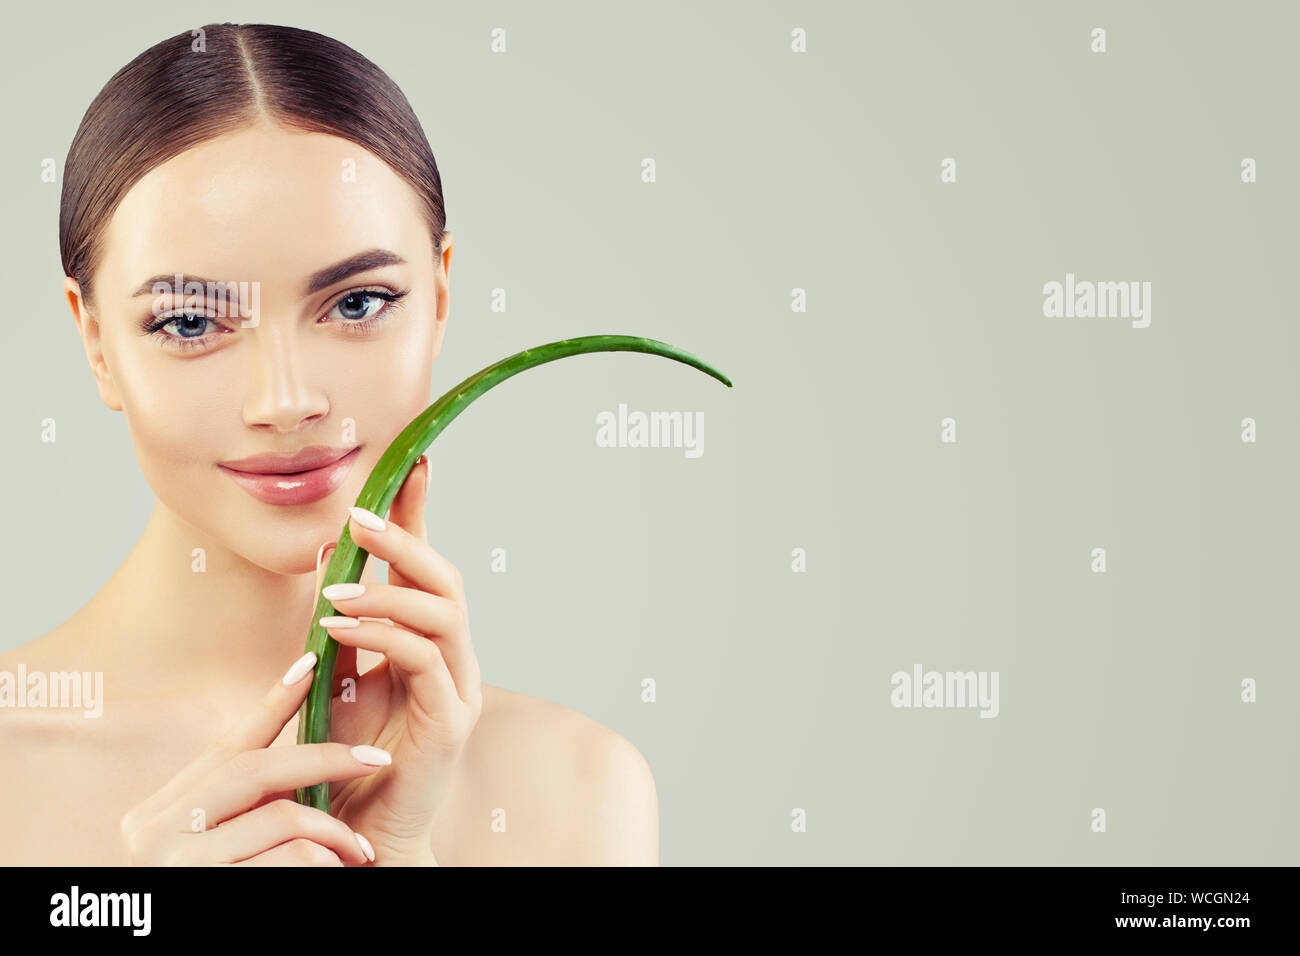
<box><xmin>100</xmin><ymin>122</ymin><xmax>428</xmax><ymax>297</ymax></box>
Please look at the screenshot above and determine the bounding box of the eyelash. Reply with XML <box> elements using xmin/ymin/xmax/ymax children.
<box><xmin>142</xmin><ymin>288</ymin><xmax>410</xmax><ymax>354</ymax></box>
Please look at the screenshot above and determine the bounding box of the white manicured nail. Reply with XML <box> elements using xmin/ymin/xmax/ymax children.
<box><xmin>320</xmin><ymin>616</ymin><xmax>360</xmax><ymax>628</ymax></box>
<box><xmin>351</xmin><ymin>744</ymin><xmax>392</xmax><ymax>766</ymax></box>
<box><xmin>355</xmin><ymin>833</ymin><xmax>375</xmax><ymax>863</ymax></box>
<box><xmin>323</xmin><ymin>582</ymin><xmax>366</xmax><ymax>600</ymax></box>
<box><xmin>349</xmin><ymin>506</ymin><xmax>386</xmax><ymax>532</ymax></box>
<box><xmin>315</xmin><ymin>540</ymin><xmax>337</xmax><ymax>573</ymax></box>
<box><xmin>281</xmin><ymin>652</ymin><xmax>317</xmax><ymax>686</ymax></box>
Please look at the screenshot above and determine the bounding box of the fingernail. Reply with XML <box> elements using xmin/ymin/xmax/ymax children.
<box><xmin>315</xmin><ymin>540</ymin><xmax>337</xmax><ymax>573</ymax></box>
<box><xmin>281</xmin><ymin>651</ymin><xmax>317</xmax><ymax>686</ymax></box>
<box><xmin>355</xmin><ymin>832</ymin><xmax>375</xmax><ymax>863</ymax></box>
<box><xmin>349</xmin><ymin>506</ymin><xmax>386</xmax><ymax>532</ymax></box>
<box><xmin>351</xmin><ymin>744</ymin><xmax>392</xmax><ymax>766</ymax></box>
<box><xmin>323</xmin><ymin>582</ymin><xmax>366</xmax><ymax>600</ymax></box>
<box><xmin>320</xmin><ymin>616</ymin><xmax>360</xmax><ymax>628</ymax></box>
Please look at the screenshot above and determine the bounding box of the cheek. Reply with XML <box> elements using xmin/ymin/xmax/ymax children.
<box><xmin>109</xmin><ymin>341</ymin><xmax>239</xmax><ymax>477</ymax></box>
<box><xmin>345</xmin><ymin>303</ymin><xmax>438</xmax><ymax>430</ymax></box>
<box><xmin>392</xmin><ymin>315</ymin><xmax>436</xmax><ymax>411</ymax></box>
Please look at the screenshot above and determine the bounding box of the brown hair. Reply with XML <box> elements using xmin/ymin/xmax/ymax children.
<box><xmin>59</xmin><ymin>22</ymin><xmax>446</xmax><ymax>313</ymax></box>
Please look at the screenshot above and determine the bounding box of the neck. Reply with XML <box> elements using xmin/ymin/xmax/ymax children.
<box><xmin>81</xmin><ymin>498</ymin><xmax>376</xmax><ymax>700</ymax></box>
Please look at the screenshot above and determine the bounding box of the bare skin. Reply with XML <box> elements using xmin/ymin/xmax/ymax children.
<box><xmin>0</xmin><ymin>630</ymin><xmax>658</xmax><ymax>866</ymax></box>
<box><xmin>0</xmin><ymin>120</ymin><xmax>657</xmax><ymax>865</ymax></box>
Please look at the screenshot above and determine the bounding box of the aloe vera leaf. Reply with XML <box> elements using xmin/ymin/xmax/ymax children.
<box><xmin>296</xmin><ymin>334</ymin><xmax>732</xmax><ymax>812</ymax></box>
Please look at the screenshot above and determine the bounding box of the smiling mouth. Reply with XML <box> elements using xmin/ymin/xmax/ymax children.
<box><xmin>218</xmin><ymin>446</ymin><xmax>363</xmax><ymax>505</ymax></box>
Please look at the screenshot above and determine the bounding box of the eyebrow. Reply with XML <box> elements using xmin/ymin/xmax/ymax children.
<box><xmin>130</xmin><ymin>249</ymin><xmax>408</xmax><ymax>299</ymax></box>
<box><xmin>301</xmin><ymin>249</ymin><xmax>407</xmax><ymax>296</ymax></box>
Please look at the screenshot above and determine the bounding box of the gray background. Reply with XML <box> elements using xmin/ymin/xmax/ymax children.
<box><xmin>2</xmin><ymin>0</ymin><xmax>1296</xmax><ymax>864</ymax></box>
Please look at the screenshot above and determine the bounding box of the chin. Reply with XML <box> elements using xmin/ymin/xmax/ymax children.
<box><xmin>243</xmin><ymin>538</ymin><xmax>333</xmax><ymax>577</ymax></box>
<box><xmin>212</xmin><ymin>511</ymin><xmax>344</xmax><ymax>577</ymax></box>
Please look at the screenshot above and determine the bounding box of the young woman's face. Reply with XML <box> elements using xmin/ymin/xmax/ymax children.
<box><xmin>68</xmin><ymin>120</ymin><xmax>451</xmax><ymax>575</ymax></box>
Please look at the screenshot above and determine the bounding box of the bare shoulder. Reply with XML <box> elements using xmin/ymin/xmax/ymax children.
<box><xmin>0</xmin><ymin>623</ymin><xmax>81</xmax><ymax>737</ymax></box>
<box><xmin>476</xmin><ymin>684</ymin><xmax>655</xmax><ymax>785</ymax></box>
<box><xmin>0</xmin><ymin>623</ymin><xmax>117</xmax><ymax>864</ymax></box>
<box><xmin>440</xmin><ymin>684</ymin><xmax>659</xmax><ymax>866</ymax></box>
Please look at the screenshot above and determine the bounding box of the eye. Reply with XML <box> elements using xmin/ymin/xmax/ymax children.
<box><xmin>162</xmin><ymin>312</ymin><xmax>215</xmax><ymax>337</ymax></box>
<box><xmin>324</xmin><ymin>289</ymin><xmax>408</xmax><ymax>332</ymax></box>
<box><xmin>145</xmin><ymin>310</ymin><xmax>228</xmax><ymax>353</ymax></box>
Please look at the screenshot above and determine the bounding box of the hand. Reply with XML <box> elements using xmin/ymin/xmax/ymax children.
<box><xmin>317</xmin><ymin>454</ymin><xmax>483</xmax><ymax>864</ymax></box>
<box><xmin>118</xmin><ymin>652</ymin><xmax>389</xmax><ymax>866</ymax></box>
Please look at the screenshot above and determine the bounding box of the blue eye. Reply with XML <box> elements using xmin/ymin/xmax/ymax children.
<box><xmin>329</xmin><ymin>290</ymin><xmax>399</xmax><ymax>323</ymax></box>
<box><xmin>163</xmin><ymin>312</ymin><xmax>214</xmax><ymax>338</ymax></box>
<box><xmin>323</xmin><ymin>288</ymin><xmax>409</xmax><ymax>336</ymax></box>
<box><xmin>143</xmin><ymin>310</ymin><xmax>227</xmax><ymax>353</ymax></box>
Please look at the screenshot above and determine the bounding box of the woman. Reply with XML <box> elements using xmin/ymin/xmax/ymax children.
<box><xmin>0</xmin><ymin>22</ymin><xmax>658</xmax><ymax>865</ymax></box>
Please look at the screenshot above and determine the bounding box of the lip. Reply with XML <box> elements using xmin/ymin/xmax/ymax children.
<box><xmin>220</xmin><ymin>445</ymin><xmax>358</xmax><ymax>474</ymax></box>
<box><xmin>218</xmin><ymin>446</ymin><xmax>362</xmax><ymax>506</ymax></box>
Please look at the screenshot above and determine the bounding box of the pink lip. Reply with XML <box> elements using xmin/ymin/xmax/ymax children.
<box><xmin>220</xmin><ymin>444</ymin><xmax>357</xmax><ymax>473</ymax></box>
<box><xmin>218</xmin><ymin>446</ymin><xmax>362</xmax><ymax>505</ymax></box>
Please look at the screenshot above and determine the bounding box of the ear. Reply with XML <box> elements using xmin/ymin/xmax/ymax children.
<box><xmin>431</xmin><ymin>229</ymin><xmax>453</xmax><ymax>360</ymax></box>
<box><xmin>64</xmin><ymin>276</ymin><xmax>123</xmax><ymax>412</ymax></box>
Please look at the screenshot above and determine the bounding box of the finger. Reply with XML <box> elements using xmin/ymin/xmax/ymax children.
<box><xmin>321</xmin><ymin>584</ymin><xmax>458</xmax><ymax>642</ymax></box>
<box><xmin>389</xmin><ymin>454</ymin><xmax>430</xmax><ymax>548</ymax></box>
<box><xmin>174</xmin><ymin>741</ymin><xmax>392</xmax><ymax>828</ymax></box>
<box><xmin>225</xmin><ymin>838</ymin><xmax>344</xmax><ymax>867</ymax></box>
<box><xmin>320</xmin><ymin>618</ymin><xmax>461</xmax><ymax>709</ymax></box>
<box><xmin>128</xmin><ymin>651</ymin><xmax>319</xmax><ymax>823</ymax></box>
<box><xmin>344</xmin><ymin>502</ymin><xmax>461</xmax><ymax>604</ymax></box>
<box><xmin>195</xmin><ymin>798</ymin><xmax>372</xmax><ymax>866</ymax></box>
<box><xmin>384</xmin><ymin>460</ymin><xmax>427</xmax><ymax>593</ymax></box>
<box><xmin>315</xmin><ymin>540</ymin><xmax>337</xmax><ymax>594</ymax></box>
<box><xmin>212</xmin><ymin>652</ymin><xmax>320</xmax><ymax>755</ymax></box>
<box><xmin>366</xmin><ymin>455</ymin><xmax>428</xmax><ymax>596</ymax></box>
<box><xmin>316</xmin><ymin>540</ymin><xmax>357</xmax><ymax>692</ymax></box>
<box><xmin>320</xmin><ymin>585</ymin><xmax>477</xmax><ymax>704</ymax></box>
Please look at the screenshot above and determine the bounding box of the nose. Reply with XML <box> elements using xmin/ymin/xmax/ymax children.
<box><xmin>241</xmin><ymin>318</ymin><xmax>329</xmax><ymax>433</ymax></box>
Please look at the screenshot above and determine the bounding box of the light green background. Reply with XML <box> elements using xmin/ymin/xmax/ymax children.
<box><xmin>2</xmin><ymin>0</ymin><xmax>1295</xmax><ymax>865</ymax></box>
